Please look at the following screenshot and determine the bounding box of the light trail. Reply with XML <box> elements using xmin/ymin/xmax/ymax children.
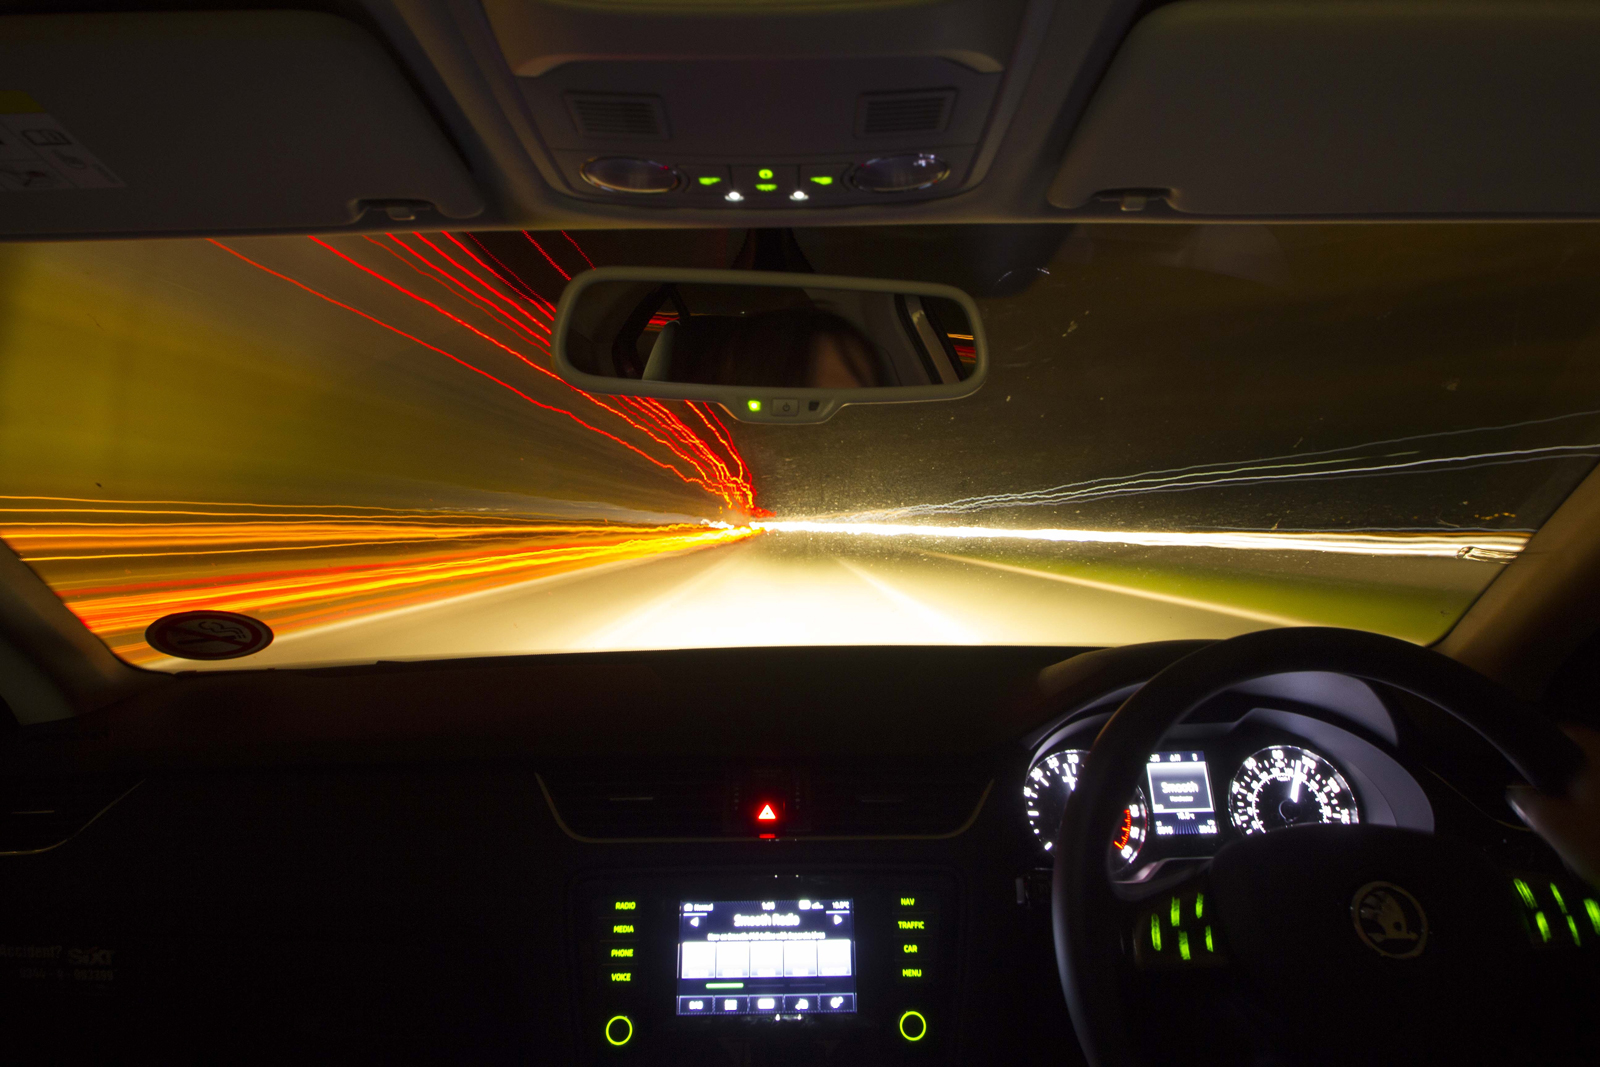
<box><xmin>211</xmin><ymin>238</ymin><xmax>759</xmax><ymax>513</ymax></box>
<box><xmin>851</xmin><ymin>412</ymin><xmax>1600</xmax><ymax>521</ymax></box>
<box><xmin>329</xmin><ymin>232</ymin><xmax>758</xmax><ymax>513</ymax></box>
<box><xmin>65</xmin><ymin>525</ymin><xmax>755</xmax><ymax>637</ymax></box>
<box><xmin>1</xmin><ymin>493</ymin><xmax>760</xmax><ymax>662</ymax></box>
<box><xmin>751</xmin><ymin>520</ymin><xmax>1529</xmax><ymax>559</ymax></box>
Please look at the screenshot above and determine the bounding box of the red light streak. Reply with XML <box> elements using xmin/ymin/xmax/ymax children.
<box><xmin>206</xmin><ymin>241</ymin><xmax>738</xmax><ymax>504</ymax></box>
<box><xmin>301</xmin><ymin>234</ymin><xmax>756</xmax><ymax>512</ymax></box>
<box><xmin>461</xmin><ymin>232</ymin><xmax>559</xmax><ymax>316</ymax></box>
<box><xmin>563</xmin><ymin>231</ymin><xmax>596</xmax><ymax>270</ymax></box>
<box><xmin>523</xmin><ymin>232</ymin><xmax>572</xmax><ymax>281</ymax></box>
<box><xmin>211</xmin><ymin>238</ymin><xmax>758</xmax><ymax>512</ymax></box>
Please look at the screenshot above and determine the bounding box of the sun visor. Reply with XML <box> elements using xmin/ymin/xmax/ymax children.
<box><xmin>1050</xmin><ymin>1</ymin><xmax>1600</xmax><ymax>218</ymax></box>
<box><xmin>0</xmin><ymin>11</ymin><xmax>483</xmax><ymax>237</ymax></box>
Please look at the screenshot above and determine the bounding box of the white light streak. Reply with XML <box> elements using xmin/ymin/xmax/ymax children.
<box><xmin>752</xmin><ymin>521</ymin><xmax>1528</xmax><ymax>559</ymax></box>
<box><xmin>847</xmin><ymin>411</ymin><xmax>1600</xmax><ymax>522</ymax></box>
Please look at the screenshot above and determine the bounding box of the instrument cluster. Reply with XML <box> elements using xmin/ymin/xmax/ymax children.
<box><xmin>1021</xmin><ymin>708</ymin><xmax>1427</xmax><ymax>877</ymax></box>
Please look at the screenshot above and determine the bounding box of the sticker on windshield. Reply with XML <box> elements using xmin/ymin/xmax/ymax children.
<box><xmin>145</xmin><ymin>611</ymin><xmax>273</xmax><ymax>660</ymax></box>
<box><xmin>0</xmin><ymin>91</ymin><xmax>124</xmax><ymax>191</ymax></box>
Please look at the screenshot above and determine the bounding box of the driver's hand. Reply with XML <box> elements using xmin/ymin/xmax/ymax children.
<box><xmin>1508</xmin><ymin>725</ymin><xmax>1600</xmax><ymax>888</ymax></box>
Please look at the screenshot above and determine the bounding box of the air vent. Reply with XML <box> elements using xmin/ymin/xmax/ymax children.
<box><xmin>856</xmin><ymin>90</ymin><xmax>956</xmax><ymax>138</ymax></box>
<box><xmin>565</xmin><ymin>93</ymin><xmax>669</xmax><ymax>140</ymax></box>
<box><xmin>540</xmin><ymin>767</ymin><xmax>987</xmax><ymax>840</ymax></box>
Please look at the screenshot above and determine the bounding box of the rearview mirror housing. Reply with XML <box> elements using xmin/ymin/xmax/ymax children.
<box><xmin>552</xmin><ymin>267</ymin><xmax>987</xmax><ymax>423</ymax></box>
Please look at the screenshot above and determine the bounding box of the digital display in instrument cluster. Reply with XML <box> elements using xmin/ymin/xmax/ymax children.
<box><xmin>1145</xmin><ymin>751</ymin><xmax>1220</xmax><ymax>837</ymax></box>
<box><xmin>676</xmin><ymin>899</ymin><xmax>857</xmax><ymax>1017</ymax></box>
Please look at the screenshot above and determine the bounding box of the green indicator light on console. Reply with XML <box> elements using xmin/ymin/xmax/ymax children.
<box><xmin>755</xmin><ymin>183</ymin><xmax>777</xmax><ymax>192</ymax></box>
<box><xmin>1149</xmin><ymin>914</ymin><xmax>1162</xmax><ymax>952</ymax></box>
<box><xmin>1535</xmin><ymin>911</ymin><xmax>1552</xmax><ymax>943</ymax></box>
<box><xmin>1586</xmin><ymin>898</ymin><xmax>1600</xmax><ymax>934</ymax></box>
<box><xmin>604</xmin><ymin>1015</ymin><xmax>634</xmax><ymax>1048</ymax></box>
<box><xmin>898</xmin><ymin>1010</ymin><xmax>928</xmax><ymax>1043</ymax></box>
<box><xmin>809</xmin><ymin>175</ymin><xmax>834</xmax><ymax>186</ymax></box>
<box><xmin>1170</xmin><ymin>896</ymin><xmax>1181</xmax><ymax>927</ymax></box>
<box><xmin>758</xmin><ymin>168</ymin><xmax>774</xmax><ymax>180</ymax></box>
<box><xmin>747</xmin><ymin>399</ymin><xmax>762</xmax><ymax>412</ymax></box>
<box><xmin>1567</xmin><ymin>915</ymin><xmax>1582</xmax><ymax>946</ymax></box>
<box><xmin>1551</xmin><ymin>883</ymin><xmax>1569</xmax><ymax>914</ymax></box>
<box><xmin>1204</xmin><ymin>925</ymin><xmax>1214</xmax><ymax>953</ymax></box>
<box><xmin>1178</xmin><ymin>930</ymin><xmax>1191</xmax><ymax>962</ymax></box>
<box><xmin>1194</xmin><ymin>893</ymin><xmax>1204</xmax><ymax>920</ymax></box>
<box><xmin>1514</xmin><ymin>879</ymin><xmax>1536</xmax><ymax>909</ymax></box>
<box><xmin>698</xmin><ymin>175</ymin><xmax>722</xmax><ymax>186</ymax></box>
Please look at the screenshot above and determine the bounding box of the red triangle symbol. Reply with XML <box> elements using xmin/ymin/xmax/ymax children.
<box><xmin>756</xmin><ymin>803</ymin><xmax>778</xmax><ymax>822</ymax></box>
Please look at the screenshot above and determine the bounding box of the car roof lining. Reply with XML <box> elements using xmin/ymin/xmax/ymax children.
<box><xmin>7</xmin><ymin>0</ymin><xmax>1600</xmax><ymax>238</ymax></box>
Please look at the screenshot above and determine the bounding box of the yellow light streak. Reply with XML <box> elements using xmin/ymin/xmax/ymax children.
<box><xmin>751</xmin><ymin>521</ymin><xmax>1529</xmax><ymax>559</ymax></box>
<box><xmin>1</xmin><ymin>496</ymin><xmax>759</xmax><ymax>664</ymax></box>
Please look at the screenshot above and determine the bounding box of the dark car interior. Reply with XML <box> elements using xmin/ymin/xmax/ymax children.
<box><xmin>4</xmin><ymin>2</ymin><xmax>1600</xmax><ymax>1065</ymax></box>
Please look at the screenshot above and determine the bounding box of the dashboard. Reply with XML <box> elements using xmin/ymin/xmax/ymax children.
<box><xmin>1020</xmin><ymin>704</ymin><xmax>1434</xmax><ymax>881</ymax></box>
<box><xmin>0</xmin><ymin>643</ymin><xmax>1572</xmax><ymax>1066</ymax></box>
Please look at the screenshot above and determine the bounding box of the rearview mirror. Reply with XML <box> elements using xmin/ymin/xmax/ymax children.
<box><xmin>552</xmin><ymin>267</ymin><xmax>986</xmax><ymax>423</ymax></box>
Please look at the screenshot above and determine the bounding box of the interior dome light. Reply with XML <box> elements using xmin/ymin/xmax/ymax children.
<box><xmin>579</xmin><ymin>157</ymin><xmax>680</xmax><ymax>194</ymax></box>
<box><xmin>851</xmin><ymin>154</ymin><xmax>950</xmax><ymax>193</ymax></box>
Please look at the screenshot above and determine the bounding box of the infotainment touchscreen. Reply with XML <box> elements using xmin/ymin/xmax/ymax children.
<box><xmin>1146</xmin><ymin>750</ymin><xmax>1220</xmax><ymax>836</ymax></box>
<box><xmin>676</xmin><ymin>898</ymin><xmax>857</xmax><ymax>1016</ymax></box>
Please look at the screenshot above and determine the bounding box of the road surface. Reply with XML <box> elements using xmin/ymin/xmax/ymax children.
<box><xmin>172</xmin><ymin>533</ymin><xmax>1285</xmax><ymax>670</ymax></box>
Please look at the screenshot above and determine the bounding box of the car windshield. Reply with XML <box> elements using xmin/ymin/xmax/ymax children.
<box><xmin>3</xmin><ymin>224</ymin><xmax>1598</xmax><ymax>671</ymax></box>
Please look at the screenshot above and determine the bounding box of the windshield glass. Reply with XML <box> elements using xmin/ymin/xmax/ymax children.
<box><xmin>3</xmin><ymin>224</ymin><xmax>1598</xmax><ymax>670</ymax></box>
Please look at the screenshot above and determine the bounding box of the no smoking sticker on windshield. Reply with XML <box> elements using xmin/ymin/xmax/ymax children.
<box><xmin>145</xmin><ymin>611</ymin><xmax>273</xmax><ymax>660</ymax></box>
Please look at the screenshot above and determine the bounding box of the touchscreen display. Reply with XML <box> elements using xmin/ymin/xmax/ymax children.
<box><xmin>1146</xmin><ymin>751</ymin><xmax>1219</xmax><ymax>836</ymax></box>
<box><xmin>676</xmin><ymin>898</ymin><xmax>857</xmax><ymax>1016</ymax></box>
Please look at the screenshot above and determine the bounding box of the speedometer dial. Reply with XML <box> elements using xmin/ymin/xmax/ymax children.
<box><xmin>1227</xmin><ymin>746</ymin><xmax>1360</xmax><ymax>836</ymax></box>
<box><xmin>1023</xmin><ymin>749</ymin><xmax>1147</xmax><ymax>868</ymax></box>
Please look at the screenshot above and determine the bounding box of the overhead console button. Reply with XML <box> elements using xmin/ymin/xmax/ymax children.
<box><xmin>799</xmin><ymin>163</ymin><xmax>850</xmax><ymax>193</ymax></box>
<box><xmin>733</xmin><ymin>165</ymin><xmax>797</xmax><ymax>197</ymax></box>
<box><xmin>680</xmin><ymin>165</ymin><xmax>730</xmax><ymax>193</ymax></box>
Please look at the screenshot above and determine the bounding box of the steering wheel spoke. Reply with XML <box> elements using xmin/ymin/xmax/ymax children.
<box><xmin>1127</xmin><ymin>874</ymin><xmax>1227</xmax><ymax>972</ymax></box>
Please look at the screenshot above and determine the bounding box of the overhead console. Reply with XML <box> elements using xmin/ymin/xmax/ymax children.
<box><xmin>478</xmin><ymin>0</ymin><xmax>1042</xmax><ymax>209</ymax></box>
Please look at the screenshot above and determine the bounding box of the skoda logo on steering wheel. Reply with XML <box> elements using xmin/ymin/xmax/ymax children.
<box><xmin>1351</xmin><ymin>881</ymin><xmax>1429</xmax><ymax>959</ymax></box>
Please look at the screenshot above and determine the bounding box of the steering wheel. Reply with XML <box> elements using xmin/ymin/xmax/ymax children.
<box><xmin>1053</xmin><ymin>627</ymin><xmax>1592</xmax><ymax>1066</ymax></box>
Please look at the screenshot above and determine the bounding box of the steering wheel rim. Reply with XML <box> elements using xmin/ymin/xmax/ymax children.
<box><xmin>1051</xmin><ymin>626</ymin><xmax>1586</xmax><ymax>1067</ymax></box>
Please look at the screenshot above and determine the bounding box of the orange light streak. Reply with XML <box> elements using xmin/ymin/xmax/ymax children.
<box><xmin>64</xmin><ymin>525</ymin><xmax>756</xmax><ymax>635</ymax></box>
<box><xmin>6</xmin><ymin>493</ymin><xmax>763</xmax><ymax>662</ymax></box>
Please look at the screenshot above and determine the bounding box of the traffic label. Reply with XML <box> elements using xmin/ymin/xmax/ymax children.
<box><xmin>145</xmin><ymin>610</ymin><xmax>273</xmax><ymax>660</ymax></box>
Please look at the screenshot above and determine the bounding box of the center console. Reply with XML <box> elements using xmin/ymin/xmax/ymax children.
<box><xmin>570</xmin><ymin>869</ymin><xmax>958</xmax><ymax>1063</ymax></box>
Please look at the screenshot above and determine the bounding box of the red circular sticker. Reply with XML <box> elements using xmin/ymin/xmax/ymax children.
<box><xmin>145</xmin><ymin>610</ymin><xmax>274</xmax><ymax>660</ymax></box>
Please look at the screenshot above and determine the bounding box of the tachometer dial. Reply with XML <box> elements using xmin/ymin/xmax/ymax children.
<box><xmin>1227</xmin><ymin>746</ymin><xmax>1360</xmax><ymax>836</ymax></box>
<box><xmin>1023</xmin><ymin>749</ymin><xmax>1148</xmax><ymax>867</ymax></box>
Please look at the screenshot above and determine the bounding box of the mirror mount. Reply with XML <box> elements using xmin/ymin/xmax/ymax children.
<box><xmin>552</xmin><ymin>267</ymin><xmax>988</xmax><ymax>424</ymax></box>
